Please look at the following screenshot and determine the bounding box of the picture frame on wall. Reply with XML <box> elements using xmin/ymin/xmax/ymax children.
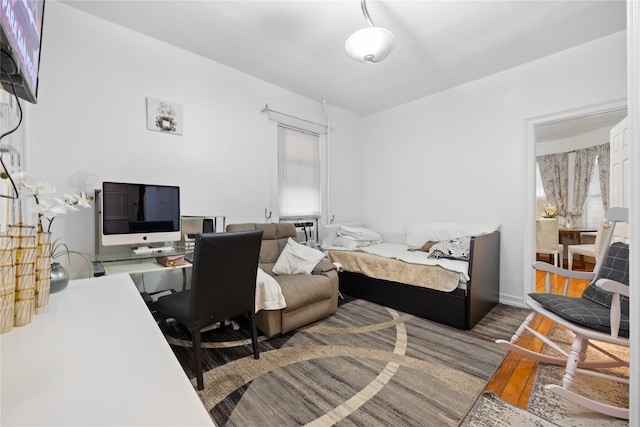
<box><xmin>146</xmin><ymin>97</ymin><xmax>183</xmax><ymax>135</ymax></box>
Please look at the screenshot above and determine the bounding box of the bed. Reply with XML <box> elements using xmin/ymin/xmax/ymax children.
<box><xmin>323</xmin><ymin>223</ymin><xmax>501</xmax><ymax>330</ymax></box>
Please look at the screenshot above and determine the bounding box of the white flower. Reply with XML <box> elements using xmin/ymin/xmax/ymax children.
<box><xmin>76</xmin><ymin>192</ymin><xmax>92</xmax><ymax>209</ymax></box>
<box><xmin>12</xmin><ymin>172</ymin><xmax>41</xmax><ymax>196</ymax></box>
<box><xmin>33</xmin><ymin>198</ymin><xmax>68</xmax><ymax>219</ymax></box>
<box><xmin>543</xmin><ymin>202</ymin><xmax>558</xmax><ymax>218</ymax></box>
<box><xmin>11</xmin><ymin>170</ymin><xmax>93</xmax><ymax>232</ymax></box>
<box><xmin>23</xmin><ymin>180</ymin><xmax>56</xmax><ymax>197</ymax></box>
<box><xmin>62</xmin><ymin>194</ymin><xmax>80</xmax><ymax>212</ymax></box>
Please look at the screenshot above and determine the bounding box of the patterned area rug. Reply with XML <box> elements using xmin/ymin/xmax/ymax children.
<box><xmin>460</xmin><ymin>326</ymin><xmax>629</xmax><ymax>427</ymax></box>
<box><xmin>163</xmin><ymin>298</ymin><xmax>528</xmax><ymax>426</ymax></box>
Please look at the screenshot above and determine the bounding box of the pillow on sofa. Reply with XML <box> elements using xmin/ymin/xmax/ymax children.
<box><xmin>427</xmin><ymin>236</ymin><xmax>471</xmax><ymax>261</ymax></box>
<box><xmin>273</xmin><ymin>238</ymin><xmax>325</xmax><ymax>275</ymax></box>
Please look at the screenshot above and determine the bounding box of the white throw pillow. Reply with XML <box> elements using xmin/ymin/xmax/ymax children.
<box><xmin>272</xmin><ymin>238</ymin><xmax>325</xmax><ymax>275</ymax></box>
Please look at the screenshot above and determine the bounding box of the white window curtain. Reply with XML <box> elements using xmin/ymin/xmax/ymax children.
<box><xmin>582</xmin><ymin>158</ymin><xmax>605</xmax><ymax>228</ymax></box>
<box><xmin>278</xmin><ymin>125</ymin><xmax>321</xmax><ymax>217</ymax></box>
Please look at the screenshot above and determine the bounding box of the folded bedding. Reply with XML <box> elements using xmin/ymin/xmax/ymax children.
<box><xmin>337</xmin><ymin>226</ymin><xmax>383</xmax><ymax>242</ymax></box>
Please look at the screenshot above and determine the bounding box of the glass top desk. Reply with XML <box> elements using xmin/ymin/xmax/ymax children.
<box><xmin>93</xmin><ymin>246</ymin><xmax>193</xmax><ymax>290</ymax></box>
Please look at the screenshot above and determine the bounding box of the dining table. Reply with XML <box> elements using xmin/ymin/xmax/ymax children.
<box><xmin>558</xmin><ymin>226</ymin><xmax>598</xmax><ymax>245</ymax></box>
<box><xmin>557</xmin><ymin>226</ymin><xmax>598</xmax><ymax>269</ymax></box>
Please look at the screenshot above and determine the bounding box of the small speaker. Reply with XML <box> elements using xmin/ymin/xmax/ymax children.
<box><xmin>182</xmin><ymin>216</ymin><xmax>215</xmax><ymax>235</ymax></box>
<box><xmin>202</xmin><ymin>218</ymin><xmax>213</xmax><ymax>233</ymax></box>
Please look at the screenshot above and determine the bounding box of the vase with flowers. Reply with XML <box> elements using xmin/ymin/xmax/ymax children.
<box><xmin>542</xmin><ymin>202</ymin><xmax>559</xmax><ymax>219</ymax></box>
<box><xmin>10</xmin><ymin>172</ymin><xmax>92</xmax><ymax>309</ymax></box>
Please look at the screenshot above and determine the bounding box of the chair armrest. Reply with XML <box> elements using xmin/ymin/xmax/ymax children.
<box><xmin>312</xmin><ymin>259</ymin><xmax>337</xmax><ymax>274</ymax></box>
<box><xmin>595</xmin><ymin>278</ymin><xmax>628</xmax><ymax>338</ymax></box>
<box><xmin>532</xmin><ymin>261</ymin><xmax>595</xmax><ymax>281</ymax></box>
<box><xmin>595</xmin><ymin>278</ymin><xmax>630</xmax><ymax>297</ymax></box>
<box><xmin>532</xmin><ymin>261</ymin><xmax>595</xmax><ymax>295</ymax></box>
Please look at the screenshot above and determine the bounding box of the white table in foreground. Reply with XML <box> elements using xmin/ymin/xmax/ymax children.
<box><xmin>0</xmin><ymin>274</ymin><xmax>214</xmax><ymax>427</ymax></box>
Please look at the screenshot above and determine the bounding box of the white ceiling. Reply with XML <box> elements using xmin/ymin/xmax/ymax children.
<box><xmin>60</xmin><ymin>0</ymin><xmax>626</xmax><ymax>117</ymax></box>
<box><xmin>535</xmin><ymin>109</ymin><xmax>627</xmax><ymax>142</ymax></box>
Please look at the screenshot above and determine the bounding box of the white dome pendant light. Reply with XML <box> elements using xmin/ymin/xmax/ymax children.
<box><xmin>344</xmin><ymin>0</ymin><xmax>396</xmax><ymax>63</ymax></box>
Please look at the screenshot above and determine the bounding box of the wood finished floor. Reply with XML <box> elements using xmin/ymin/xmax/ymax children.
<box><xmin>484</xmin><ymin>262</ymin><xmax>593</xmax><ymax>408</ymax></box>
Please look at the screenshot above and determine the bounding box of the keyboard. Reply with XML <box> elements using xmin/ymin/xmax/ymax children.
<box><xmin>132</xmin><ymin>246</ymin><xmax>175</xmax><ymax>255</ymax></box>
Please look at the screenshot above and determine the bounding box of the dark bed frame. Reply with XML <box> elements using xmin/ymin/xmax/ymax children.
<box><xmin>338</xmin><ymin>231</ymin><xmax>501</xmax><ymax>330</ymax></box>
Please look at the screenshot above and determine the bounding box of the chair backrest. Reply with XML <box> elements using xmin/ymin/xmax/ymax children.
<box><xmin>593</xmin><ymin>219</ymin><xmax>611</xmax><ymax>255</ymax></box>
<box><xmin>581</xmin><ymin>208</ymin><xmax>630</xmax><ymax>315</ymax></box>
<box><xmin>536</xmin><ymin>218</ymin><xmax>560</xmax><ymax>253</ymax></box>
<box><xmin>189</xmin><ymin>229</ymin><xmax>263</xmax><ymax>325</ymax></box>
<box><xmin>226</xmin><ymin>223</ymin><xmax>297</xmax><ymax>272</ymax></box>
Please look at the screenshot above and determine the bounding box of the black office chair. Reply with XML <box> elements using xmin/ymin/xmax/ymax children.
<box><xmin>157</xmin><ymin>229</ymin><xmax>263</xmax><ymax>390</ymax></box>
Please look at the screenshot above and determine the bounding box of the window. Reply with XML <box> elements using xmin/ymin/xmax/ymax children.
<box><xmin>582</xmin><ymin>157</ymin><xmax>605</xmax><ymax>228</ymax></box>
<box><xmin>278</xmin><ymin>124</ymin><xmax>321</xmax><ymax>218</ymax></box>
<box><xmin>535</xmin><ymin>155</ymin><xmax>605</xmax><ymax>227</ymax></box>
<box><xmin>265</xmin><ymin>108</ymin><xmax>327</xmax><ymax>223</ymax></box>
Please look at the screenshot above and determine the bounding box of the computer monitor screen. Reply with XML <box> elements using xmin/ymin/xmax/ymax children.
<box><xmin>100</xmin><ymin>181</ymin><xmax>181</xmax><ymax>247</ymax></box>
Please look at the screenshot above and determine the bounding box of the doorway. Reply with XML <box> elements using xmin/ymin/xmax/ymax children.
<box><xmin>522</xmin><ymin>99</ymin><xmax>627</xmax><ymax>298</ymax></box>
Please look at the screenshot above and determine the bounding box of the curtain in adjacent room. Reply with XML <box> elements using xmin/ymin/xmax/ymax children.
<box><xmin>537</xmin><ymin>152</ymin><xmax>569</xmax><ymax>217</ymax></box>
<box><xmin>569</xmin><ymin>145</ymin><xmax>598</xmax><ymax>220</ymax></box>
<box><xmin>596</xmin><ymin>143</ymin><xmax>610</xmax><ymax>211</ymax></box>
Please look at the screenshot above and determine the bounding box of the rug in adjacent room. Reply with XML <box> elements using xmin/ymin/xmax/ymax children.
<box><xmin>164</xmin><ymin>299</ymin><xmax>522</xmax><ymax>426</ymax></box>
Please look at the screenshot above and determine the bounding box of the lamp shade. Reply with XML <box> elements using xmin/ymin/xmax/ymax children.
<box><xmin>344</xmin><ymin>26</ymin><xmax>396</xmax><ymax>63</ymax></box>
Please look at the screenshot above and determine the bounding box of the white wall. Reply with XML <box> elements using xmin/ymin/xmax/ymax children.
<box><xmin>26</xmin><ymin>2</ymin><xmax>362</xmax><ymax>285</ymax></box>
<box><xmin>23</xmin><ymin>3</ymin><xmax>626</xmax><ymax>305</ymax></box>
<box><xmin>360</xmin><ymin>31</ymin><xmax>626</xmax><ymax>306</ymax></box>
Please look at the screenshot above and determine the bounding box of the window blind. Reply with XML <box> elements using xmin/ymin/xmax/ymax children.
<box><xmin>278</xmin><ymin>125</ymin><xmax>321</xmax><ymax>217</ymax></box>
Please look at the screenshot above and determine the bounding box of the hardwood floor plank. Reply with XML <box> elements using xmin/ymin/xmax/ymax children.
<box><xmin>501</xmin><ymin>356</ymin><xmax>538</xmax><ymax>404</ymax></box>
<box><xmin>484</xmin><ymin>352</ymin><xmax>522</xmax><ymax>395</ymax></box>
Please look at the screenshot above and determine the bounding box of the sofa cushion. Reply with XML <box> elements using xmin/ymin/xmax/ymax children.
<box><xmin>273</xmin><ymin>238</ymin><xmax>325</xmax><ymax>275</ymax></box>
<box><xmin>226</xmin><ymin>222</ymin><xmax>297</xmax><ymax>264</ymax></box>
<box><xmin>274</xmin><ymin>273</ymin><xmax>334</xmax><ymax>312</ymax></box>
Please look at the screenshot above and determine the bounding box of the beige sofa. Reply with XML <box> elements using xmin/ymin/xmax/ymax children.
<box><xmin>226</xmin><ymin>222</ymin><xmax>339</xmax><ymax>337</ymax></box>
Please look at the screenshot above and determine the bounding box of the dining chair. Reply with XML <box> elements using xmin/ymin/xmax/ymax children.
<box><xmin>157</xmin><ymin>229</ymin><xmax>263</xmax><ymax>390</ymax></box>
<box><xmin>567</xmin><ymin>219</ymin><xmax>609</xmax><ymax>270</ymax></box>
<box><xmin>536</xmin><ymin>217</ymin><xmax>563</xmax><ymax>267</ymax></box>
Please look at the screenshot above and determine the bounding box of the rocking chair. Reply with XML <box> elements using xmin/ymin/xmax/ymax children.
<box><xmin>497</xmin><ymin>207</ymin><xmax>630</xmax><ymax>419</ymax></box>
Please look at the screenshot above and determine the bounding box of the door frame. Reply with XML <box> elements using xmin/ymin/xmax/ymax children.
<box><xmin>522</xmin><ymin>99</ymin><xmax>627</xmax><ymax>299</ymax></box>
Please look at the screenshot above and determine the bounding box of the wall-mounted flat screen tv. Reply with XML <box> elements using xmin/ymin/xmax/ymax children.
<box><xmin>0</xmin><ymin>0</ymin><xmax>46</xmax><ymax>103</ymax></box>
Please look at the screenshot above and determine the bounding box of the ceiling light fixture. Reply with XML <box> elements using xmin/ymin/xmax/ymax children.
<box><xmin>344</xmin><ymin>0</ymin><xmax>396</xmax><ymax>63</ymax></box>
